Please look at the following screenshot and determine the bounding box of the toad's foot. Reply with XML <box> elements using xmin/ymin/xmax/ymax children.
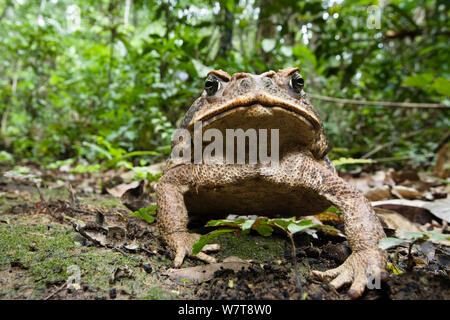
<box><xmin>172</xmin><ymin>232</ymin><xmax>221</xmax><ymax>268</ymax></box>
<box><xmin>311</xmin><ymin>248</ymin><xmax>387</xmax><ymax>299</ymax></box>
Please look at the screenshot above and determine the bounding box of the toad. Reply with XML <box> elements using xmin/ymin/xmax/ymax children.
<box><xmin>156</xmin><ymin>68</ymin><xmax>387</xmax><ymax>298</ymax></box>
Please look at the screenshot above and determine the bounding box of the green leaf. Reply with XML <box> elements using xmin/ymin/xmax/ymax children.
<box><xmin>253</xmin><ymin>224</ymin><xmax>274</xmax><ymax>237</ymax></box>
<box><xmin>378</xmin><ymin>237</ymin><xmax>408</xmax><ymax>250</ymax></box>
<box><xmin>403</xmin><ymin>73</ymin><xmax>434</xmax><ymax>88</ymax></box>
<box><xmin>332</xmin><ymin>157</ymin><xmax>374</xmax><ymax>166</ymax></box>
<box><xmin>129</xmin><ymin>206</ymin><xmax>157</xmax><ymax>224</ymax></box>
<box><xmin>82</xmin><ymin>142</ymin><xmax>113</xmax><ymax>160</ymax></box>
<box><xmin>192</xmin><ymin>228</ymin><xmax>236</xmax><ymax>255</ymax></box>
<box><xmin>379</xmin><ymin>231</ymin><xmax>450</xmax><ymax>250</ymax></box>
<box><xmin>241</xmin><ymin>219</ymin><xmax>255</xmax><ymax>230</ymax></box>
<box><xmin>430</xmin><ymin>77</ymin><xmax>450</xmax><ymax>96</ymax></box>
<box><xmin>206</xmin><ymin>219</ymin><xmax>243</xmax><ymax>228</ymax></box>
<box><xmin>271</xmin><ymin>217</ymin><xmax>296</xmax><ymax>229</ymax></box>
<box><xmin>287</xmin><ymin>223</ymin><xmax>312</xmax><ymax>234</ymax></box>
<box><xmin>397</xmin><ymin>230</ymin><xmax>450</xmax><ymax>242</ymax></box>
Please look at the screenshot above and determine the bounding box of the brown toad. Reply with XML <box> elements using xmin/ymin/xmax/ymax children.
<box><xmin>156</xmin><ymin>67</ymin><xmax>387</xmax><ymax>298</ymax></box>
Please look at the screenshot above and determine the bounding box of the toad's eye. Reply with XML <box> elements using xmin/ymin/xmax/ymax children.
<box><xmin>205</xmin><ymin>75</ymin><xmax>221</xmax><ymax>96</ymax></box>
<box><xmin>290</xmin><ymin>71</ymin><xmax>304</xmax><ymax>93</ymax></box>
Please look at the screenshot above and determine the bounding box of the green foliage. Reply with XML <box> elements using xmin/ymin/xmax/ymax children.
<box><xmin>379</xmin><ymin>230</ymin><xmax>450</xmax><ymax>273</ymax></box>
<box><xmin>0</xmin><ymin>151</ymin><xmax>13</xmax><ymax>163</ymax></box>
<box><xmin>192</xmin><ymin>217</ymin><xmax>338</xmax><ymax>255</ymax></box>
<box><xmin>129</xmin><ymin>205</ymin><xmax>157</xmax><ymax>224</ymax></box>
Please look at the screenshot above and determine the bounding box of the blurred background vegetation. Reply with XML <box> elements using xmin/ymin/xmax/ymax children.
<box><xmin>0</xmin><ymin>0</ymin><xmax>448</xmax><ymax>170</ymax></box>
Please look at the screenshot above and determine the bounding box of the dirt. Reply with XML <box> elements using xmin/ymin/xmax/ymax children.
<box><xmin>0</xmin><ymin>166</ymin><xmax>449</xmax><ymax>300</ymax></box>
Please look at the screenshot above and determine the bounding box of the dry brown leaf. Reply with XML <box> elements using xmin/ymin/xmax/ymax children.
<box><xmin>364</xmin><ymin>185</ymin><xmax>392</xmax><ymax>201</ymax></box>
<box><xmin>375</xmin><ymin>207</ymin><xmax>425</xmax><ymax>232</ymax></box>
<box><xmin>120</xmin><ymin>181</ymin><xmax>153</xmax><ymax>212</ymax></box>
<box><xmin>106</xmin><ymin>181</ymin><xmax>140</xmax><ymax>198</ymax></box>
<box><xmin>391</xmin><ymin>185</ymin><xmax>424</xmax><ymax>199</ymax></box>
<box><xmin>433</xmin><ymin>142</ymin><xmax>449</xmax><ymax>179</ymax></box>
<box><xmin>164</xmin><ymin>256</ymin><xmax>252</xmax><ymax>284</ymax></box>
<box><xmin>313</xmin><ymin>212</ymin><xmax>344</xmax><ymax>223</ymax></box>
<box><xmin>373</xmin><ymin>198</ymin><xmax>450</xmax><ymax>223</ymax></box>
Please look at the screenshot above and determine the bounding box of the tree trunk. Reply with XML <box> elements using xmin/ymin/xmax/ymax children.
<box><xmin>216</xmin><ymin>2</ymin><xmax>234</xmax><ymax>60</ymax></box>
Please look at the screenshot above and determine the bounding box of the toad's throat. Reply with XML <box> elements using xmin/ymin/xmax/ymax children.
<box><xmin>188</xmin><ymin>95</ymin><xmax>321</xmax><ymax>130</ymax></box>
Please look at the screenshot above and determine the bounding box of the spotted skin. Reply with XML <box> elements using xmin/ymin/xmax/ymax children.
<box><xmin>156</xmin><ymin>68</ymin><xmax>387</xmax><ymax>299</ymax></box>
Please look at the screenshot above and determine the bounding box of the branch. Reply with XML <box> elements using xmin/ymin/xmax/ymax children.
<box><xmin>308</xmin><ymin>94</ymin><xmax>448</xmax><ymax>109</ymax></box>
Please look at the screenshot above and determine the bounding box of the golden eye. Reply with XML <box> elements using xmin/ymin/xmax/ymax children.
<box><xmin>290</xmin><ymin>71</ymin><xmax>304</xmax><ymax>93</ymax></box>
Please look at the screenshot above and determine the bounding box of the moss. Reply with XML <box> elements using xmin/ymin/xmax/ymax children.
<box><xmin>141</xmin><ymin>286</ymin><xmax>177</xmax><ymax>300</ymax></box>
<box><xmin>214</xmin><ymin>232</ymin><xmax>287</xmax><ymax>262</ymax></box>
<box><xmin>0</xmin><ymin>221</ymin><xmax>172</xmax><ymax>299</ymax></box>
<box><xmin>79</xmin><ymin>194</ymin><xmax>125</xmax><ymax>210</ymax></box>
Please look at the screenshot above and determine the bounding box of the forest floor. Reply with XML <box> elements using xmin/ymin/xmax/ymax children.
<box><xmin>0</xmin><ymin>163</ymin><xmax>449</xmax><ymax>300</ymax></box>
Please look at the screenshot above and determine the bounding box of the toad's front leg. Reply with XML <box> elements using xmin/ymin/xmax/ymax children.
<box><xmin>156</xmin><ymin>168</ymin><xmax>219</xmax><ymax>268</ymax></box>
<box><xmin>278</xmin><ymin>154</ymin><xmax>387</xmax><ymax>299</ymax></box>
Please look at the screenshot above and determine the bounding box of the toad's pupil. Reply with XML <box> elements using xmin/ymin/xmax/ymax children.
<box><xmin>205</xmin><ymin>79</ymin><xmax>219</xmax><ymax>95</ymax></box>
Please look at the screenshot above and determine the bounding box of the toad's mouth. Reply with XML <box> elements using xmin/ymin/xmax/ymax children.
<box><xmin>188</xmin><ymin>94</ymin><xmax>321</xmax><ymax>131</ymax></box>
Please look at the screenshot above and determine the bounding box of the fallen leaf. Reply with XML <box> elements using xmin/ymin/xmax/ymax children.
<box><xmin>375</xmin><ymin>207</ymin><xmax>425</xmax><ymax>232</ymax></box>
<box><xmin>107</xmin><ymin>181</ymin><xmax>140</xmax><ymax>198</ymax></box>
<box><xmin>391</xmin><ymin>185</ymin><xmax>424</xmax><ymax>199</ymax></box>
<box><xmin>163</xmin><ymin>256</ymin><xmax>252</xmax><ymax>284</ymax></box>
<box><xmin>373</xmin><ymin>198</ymin><xmax>450</xmax><ymax>223</ymax></box>
<box><xmin>365</xmin><ymin>185</ymin><xmax>392</xmax><ymax>201</ymax></box>
<box><xmin>120</xmin><ymin>181</ymin><xmax>153</xmax><ymax>212</ymax></box>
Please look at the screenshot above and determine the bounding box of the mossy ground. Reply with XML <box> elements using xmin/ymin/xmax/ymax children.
<box><xmin>0</xmin><ymin>215</ymin><xmax>179</xmax><ymax>299</ymax></box>
<box><xmin>0</xmin><ymin>183</ymin><xmax>297</xmax><ymax>300</ymax></box>
<box><xmin>0</xmin><ymin>185</ymin><xmax>183</xmax><ymax>300</ymax></box>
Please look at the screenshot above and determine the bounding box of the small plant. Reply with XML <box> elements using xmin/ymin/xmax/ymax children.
<box><xmin>192</xmin><ymin>216</ymin><xmax>339</xmax><ymax>297</ymax></box>
<box><xmin>129</xmin><ymin>205</ymin><xmax>157</xmax><ymax>224</ymax></box>
<box><xmin>379</xmin><ymin>230</ymin><xmax>450</xmax><ymax>272</ymax></box>
<box><xmin>80</xmin><ymin>135</ymin><xmax>161</xmax><ymax>170</ymax></box>
<box><xmin>192</xmin><ymin>217</ymin><xmax>338</xmax><ymax>254</ymax></box>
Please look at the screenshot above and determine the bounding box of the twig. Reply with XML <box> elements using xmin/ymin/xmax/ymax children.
<box><xmin>308</xmin><ymin>93</ymin><xmax>448</xmax><ymax>109</ymax></box>
<box><xmin>44</xmin><ymin>282</ymin><xmax>67</xmax><ymax>300</ymax></box>
<box><xmin>115</xmin><ymin>247</ymin><xmax>142</xmax><ymax>263</ymax></box>
<box><xmin>34</xmin><ymin>183</ymin><xmax>47</xmax><ymax>205</ymax></box>
<box><xmin>68</xmin><ymin>206</ymin><xmax>96</xmax><ymax>215</ymax></box>
<box><xmin>67</xmin><ymin>183</ymin><xmax>80</xmax><ymax>208</ymax></box>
